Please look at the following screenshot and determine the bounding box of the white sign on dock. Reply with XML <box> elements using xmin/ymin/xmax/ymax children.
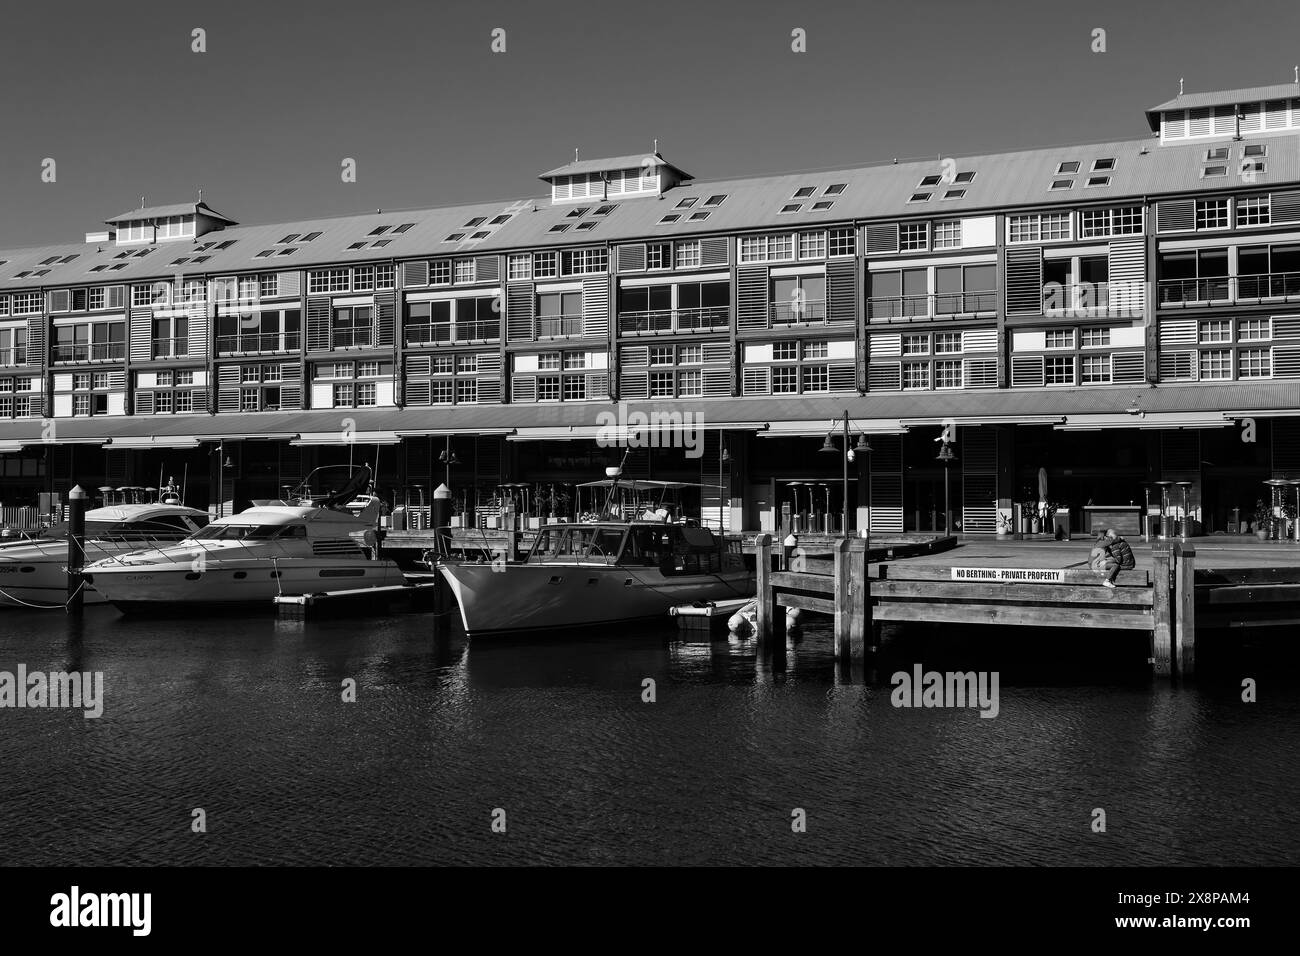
<box><xmin>951</xmin><ymin>567</ymin><xmax>1066</xmax><ymax>584</ymax></box>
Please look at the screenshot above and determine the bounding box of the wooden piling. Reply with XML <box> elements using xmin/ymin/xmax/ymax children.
<box><xmin>1151</xmin><ymin>543</ymin><xmax>1173</xmax><ymax>677</ymax></box>
<box><xmin>66</xmin><ymin>485</ymin><xmax>87</xmax><ymax>616</ymax></box>
<box><xmin>754</xmin><ymin>534</ymin><xmax>772</xmax><ymax>645</ymax></box>
<box><xmin>1174</xmin><ymin>543</ymin><xmax>1196</xmax><ymax>678</ymax></box>
<box><xmin>833</xmin><ymin>539</ymin><xmax>868</xmax><ymax>664</ymax></box>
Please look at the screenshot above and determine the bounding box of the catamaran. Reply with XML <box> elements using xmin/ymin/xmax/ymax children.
<box><xmin>0</xmin><ymin>502</ymin><xmax>209</xmax><ymax>608</ymax></box>
<box><xmin>82</xmin><ymin>465</ymin><xmax>406</xmax><ymax>613</ymax></box>
<box><xmin>437</xmin><ymin>474</ymin><xmax>753</xmax><ymax>636</ymax></box>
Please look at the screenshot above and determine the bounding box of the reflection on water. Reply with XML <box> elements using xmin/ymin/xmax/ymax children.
<box><xmin>0</xmin><ymin>606</ymin><xmax>1296</xmax><ymax>866</ymax></box>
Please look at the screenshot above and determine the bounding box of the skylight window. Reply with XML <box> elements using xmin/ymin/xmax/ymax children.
<box><xmin>942</xmin><ymin>189</ymin><xmax>966</xmax><ymax>199</ymax></box>
<box><xmin>659</xmin><ymin>214</ymin><xmax>680</xmax><ymax>224</ymax></box>
<box><xmin>576</xmin><ymin>221</ymin><xmax>598</xmax><ymax>230</ymax></box>
<box><xmin>444</xmin><ymin>233</ymin><xmax>465</xmax><ymax>242</ymax></box>
<box><xmin>1092</xmin><ymin>158</ymin><xmax>1116</xmax><ymax>171</ymax></box>
<box><xmin>779</xmin><ymin>203</ymin><xmax>802</xmax><ymax>213</ymax></box>
<box><xmin>548</xmin><ymin>224</ymin><xmax>571</xmax><ymax>233</ymax></box>
<box><xmin>347</xmin><ymin>242</ymin><xmax>366</xmax><ymax>250</ymax></box>
<box><xmin>592</xmin><ymin>204</ymin><xmax>618</xmax><ymax>216</ymax></box>
<box><xmin>168</xmin><ymin>257</ymin><xmax>189</xmax><ymax>266</ymax></box>
<box><xmin>688</xmin><ymin>211</ymin><xmax>711</xmax><ymax>221</ymax></box>
<box><xmin>703</xmin><ymin>195</ymin><xmax>727</xmax><ymax>207</ymax></box>
<box><xmin>1243</xmin><ymin>144</ymin><xmax>1267</xmax><ymax>157</ymax></box>
<box><xmin>824</xmin><ymin>184</ymin><xmax>847</xmax><ymax>195</ymax></box>
<box><xmin>488</xmin><ymin>215</ymin><xmax>512</xmax><ymax>225</ymax></box>
<box><xmin>792</xmin><ymin>187</ymin><xmax>816</xmax><ymax>198</ymax></box>
<box><xmin>811</xmin><ymin>200</ymin><xmax>835</xmax><ymax>210</ymax></box>
<box><xmin>566</xmin><ymin>207</ymin><xmax>590</xmax><ymax>218</ymax></box>
<box><xmin>1050</xmin><ymin>179</ymin><xmax>1074</xmax><ymax>190</ymax></box>
<box><xmin>462</xmin><ymin>218</ymin><xmax>485</xmax><ymax>228</ymax></box>
<box><xmin>676</xmin><ymin>197</ymin><xmax>698</xmax><ymax>208</ymax></box>
<box><xmin>1202</xmin><ymin>165</ymin><xmax>1228</xmax><ymax>178</ymax></box>
<box><xmin>133</xmin><ymin>249</ymin><xmax>152</xmax><ymax>258</ymax></box>
<box><xmin>1057</xmin><ymin>161</ymin><xmax>1080</xmax><ymax>174</ymax></box>
<box><xmin>909</xmin><ymin>192</ymin><xmax>932</xmax><ymax>203</ymax></box>
<box><xmin>300</xmin><ymin>231</ymin><xmax>322</xmax><ymax>242</ymax></box>
<box><xmin>40</xmin><ymin>256</ymin><xmax>61</xmax><ymax>265</ymax></box>
<box><xmin>191</xmin><ymin>255</ymin><xmax>210</xmax><ymax>263</ymax></box>
<box><xmin>1205</xmin><ymin>147</ymin><xmax>1229</xmax><ymax>162</ymax></box>
<box><xmin>109</xmin><ymin>263</ymin><xmax>128</xmax><ymax>271</ymax></box>
<box><xmin>468</xmin><ymin>231</ymin><xmax>489</xmax><ymax>240</ymax></box>
<box><xmin>279</xmin><ymin>234</ymin><xmax>301</xmax><ymax>244</ymax></box>
<box><xmin>372</xmin><ymin>238</ymin><xmax>393</xmax><ymax>247</ymax></box>
<box><xmin>369</xmin><ymin>225</ymin><xmax>393</xmax><ymax>236</ymax></box>
<box><xmin>275</xmin><ymin>248</ymin><xmax>297</xmax><ymax>256</ymax></box>
<box><xmin>1085</xmin><ymin>176</ymin><xmax>1110</xmax><ymax>187</ymax></box>
<box><xmin>918</xmin><ymin>175</ymin><xmax>942</xmax><ymax>187</ymax></box>
<box><xmin>953</xmin><ymin>171</ymin><xmax>976</xmax><ymax>184</ymax></box>
<box><xmin>392</xmin><ymin>223</ymin><xmax>415</xmax><ymax>233</ymax></box>
<box><xmin>88</xmin><ymin>264</ymin><xmax>109</xmax><ymax>273</ymax></box>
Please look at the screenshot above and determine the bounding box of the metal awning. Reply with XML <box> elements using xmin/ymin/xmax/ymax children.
<box><xmin>901</xmin><ymin>415</ymin><xmax>1066</xmax><ymax>427</ymax></box>
<box><xmin>757</xmin><ymin>419</ymin><xmax>908</xmax><ymax>437</ymax></box>
<box><xmin>0</xmin><ymin>441</ymin><xmax>23</xmax><ymax>454</ymax></box>
<box><xmin>1056</xmin><ymin>412</ymin><xmax>1231</xmax><ymax>431</ymax></box>
<box><xmin>103</xmin><ymin>436</ymin><xmax>201</xmax><ymax>450</ymax></box>
<box><xmin>289</xmin><ymin>430</ymin><xmax>401</xmax><ymax>446</ymax></box>
<box><xmin>508</xmin><ymin>425</ymin><xmax>603</xmax><ymax>442</ymax></box>
<box><xmin>394</xmin><ymin>428</ymin><xmax>515</xmax><ymax>437</ymax></box>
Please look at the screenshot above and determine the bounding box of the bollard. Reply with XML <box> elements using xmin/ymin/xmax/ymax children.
<box><xmin>66</xmin><ymin>485</ymin><xmax>87</xmax><ymax>615</ymax></box>
<box><xmin>431</xmin><ymin>484</ymin><xmax>454</xmax><ymax>642</ymax></box>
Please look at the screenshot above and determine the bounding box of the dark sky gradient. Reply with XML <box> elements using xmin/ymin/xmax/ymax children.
<box><xmin>2</xmin><ymin>0</ymin><xmax>1298</xmax><ymax>247</ymax></box>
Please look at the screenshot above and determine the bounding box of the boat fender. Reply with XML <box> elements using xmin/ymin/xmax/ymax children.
<box><xmin>728</xmin><ymin>599</ymin><xmax>758</xmax><ymax>636</ymax></box>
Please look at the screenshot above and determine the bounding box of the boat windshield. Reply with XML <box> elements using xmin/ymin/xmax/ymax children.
<box><xmin>528</xmin><ymin>525</ymin><xmax>626</xmax><ymax>561</ymax></box>
<box><xmin>191</xmin><ymin>524</ymin><xmax>297</xmax><ymax>541</ymax></box>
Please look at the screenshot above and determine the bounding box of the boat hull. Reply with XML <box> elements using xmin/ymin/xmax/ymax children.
<box><xmin>0</xmin><ymin>540</ymin><xmax>150</xmax><ymax>608</ymax></box>
<box><xmin>439</xmin><ymin>560</ymin><xmax>754</xmax><ymax>636</ymax></box>
<box><xmin>84</xmin><ymin>558</ymin><xmax>407</xmax><ymax>614</ymax></box>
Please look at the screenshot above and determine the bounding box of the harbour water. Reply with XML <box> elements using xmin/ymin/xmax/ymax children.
<box><xmin>0</xmin><ymin>607</ymin><xmax>1296</xmax><ymax>866</ymax></box>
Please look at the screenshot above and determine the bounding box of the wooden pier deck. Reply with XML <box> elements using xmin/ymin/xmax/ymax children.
<box><xmin>755</xmin><ymin>534</ymin><xmax>1300</xmax><ymax>680</ymax></box>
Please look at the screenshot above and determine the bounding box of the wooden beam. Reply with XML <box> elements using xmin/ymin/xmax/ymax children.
<box><xmin>778</xmin><ymin>593</ymin><xmax>838</xmax><ymax>615</ymax></box>
<box><xmin>1175</xmin><ymin>544</ymin><xmax>1195</xmax><ymax>679</ymax></box>
<box><xmin>1198</xmin><ymin>585</ymin><xmax>1300</xmax><ymax>604</ymax></box>
<box><xmin>1194</xmin><ymin>567</ymin><xmax>1300</xmax><ymax>586</ymax></box>
<box><xmin>876</xmin><ymin>564</ymin><xmax>1152</xmax><ymax>587</ymax></box>
<box><xmin>872</xmin><ymin>579</ymin><xmax>1154</xmax><ymax>607</ymax></box>
<box><xmin>872</xmin><ymin>602</ymin><xmax>1153</xmax><ymax>630</ymax></box>
<box><xmin>770</xmin><ymin>570</ymin><xmax>834</xmax><ymax>592</ymax></box>
<box><xmin>1151</xmin><ymin>543</ymin><xmax>1173</xmax><ymax>677</ymax></box>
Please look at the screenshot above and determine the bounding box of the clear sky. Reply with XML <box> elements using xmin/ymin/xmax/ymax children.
<box><xmin>1</xmin><ymin>0</ymin><xmax>1298</xmax><ymax>248</ymax></box>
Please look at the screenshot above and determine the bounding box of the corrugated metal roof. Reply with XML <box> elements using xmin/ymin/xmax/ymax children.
<box><xmin>1147</xmin><ymin>83</ymin><xmax>1300</xmax><ymax>114</ymax></box>
<box><xmin>538</xmin><ymin>152</ymin><xmax>689</xmax><ymax>180</ymax></box>
<box><xmin>103</xmin><ymin>201</ymin><xmax>237</xmax><ymax>225</ymax></box>
<box><xmin>4</xmin><ymin>129</ymin><xmax>1300</xmax><ymax>290</ymax></box>
<box><xmin>0</xmin><ymin>383</ymin><xmax>1294</xmax><ymax>446</ymax></box>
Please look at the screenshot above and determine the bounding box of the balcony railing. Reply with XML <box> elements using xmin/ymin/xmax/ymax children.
<box><xmin>771</xmin><ymin>299</ymin><xmax>827</xmax><ymax>325</ymax></box>
<box><xmin>1233</xmin><ymin>271</ymin><xmax>1300</xmax><ymax>302</ymax></box>
<box><xmin>618</xmin><ymin>307</ymin><xmax>730</xmax><ymax>334</ymax></box>
<box><xmin>1042</xmin><ymin>283</ymin><xmax>1111</xmax><ymax>314</ymax></box>
<box><xmin>1157</xmin><ymin>277</ymin><xmax>1231</xmax><ymax>307</ymax></box>
<box><xmin>53</xmin><ymin>342</ymin><xmax>125</xmax><ymax>362</ymax></box>
<box><xmin>331</xmin><ymin>329</ymin><xmax>373</xmax><ymax>349</ymax></box>
<box><xmin>151</xmin><ymin>337</ymin><xmax>190</xmax><ymax>359</ymax></box>
<box><xmin>404</xmin><ymin>320</ymin><xmax>501</xmax><ymax>345</ymax></box>
<box><xmin>536</xmin><ymin>315</ymin><xmax>584</xmax><ymax>337</ymax></box>
<box><xmin>216</xmin><ymin>332</ymin><xmax>301</xmax><ymax>354</ymax></box>
<box><xmin>867</xmin><ymin>292</ymin><xmax>997</xmax><ymax>320</ymax></box>
<box><xmin>0</xmin><ymin>348</ymin><xmax>26</xmax><ymax>366</ymax></box>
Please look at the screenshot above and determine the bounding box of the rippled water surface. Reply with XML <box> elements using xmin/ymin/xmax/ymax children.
<box><xmin>0</xmin><ymin>606</ymin><xmax>1296</xmax><ymax>866</ymax></box>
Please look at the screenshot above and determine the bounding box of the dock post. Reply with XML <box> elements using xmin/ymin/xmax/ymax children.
<box><xmin>66</xmin><ymin>485</ymin><xmax>87</xmax><ymax>616</ymax></box>
<box><xmin>833</xmin><ymin>539</ymin><xmax>868</xmax><ymax>666</ymax></box>
<box><xmin>431</xmin><ymin>484</ymin><xmax>454</xmax><ymax>642</ymax></box>
<box><xmin>1151</xmin><ymin>542</ymin><xmax>1174</xmax><ymax>678</ymax></box>
<box><xmin>754</xmin><ymin>534</ymin><xmax>772</xmax><ymax>645</ymax></box>
<box><xmin>1174</xmin><ymin>543</ymin><xmax>1196</xmax><ymax>679</ymax></box>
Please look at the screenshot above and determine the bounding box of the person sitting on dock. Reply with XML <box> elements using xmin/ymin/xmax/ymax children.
<box><xmin>1099</xmin><ymin>528</ymin><xmax>1135</xmax><ymax>588</ymax></box>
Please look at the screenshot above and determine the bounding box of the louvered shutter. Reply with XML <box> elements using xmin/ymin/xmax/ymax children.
<box><xmin>25</xmin><ymin>317</ymin><xmax>44</xmax><ymax>367</ymax></box>
<box><xmin>401</xmin><ymin>261</ymin><xmax>429</xmax><ymax>288</ymax></box>
<box><xmin>1158</xmin><ymin>351</ymin><xmax>1195</xmax><ymax>381</ymax></box>
<box><xmin>306</xmin><ymin>298</ymin><xmax>331</xmax><ymax>351</ymax></box>
<box><xmin>1156</xmin><ymin>200</ymin><xmax>1195</xmax><ymax>232</ymax></box>
<box><xmin>217</xmin><ymin>365</ymin><xmax>240</xmax><ymax>412</ymax></box>
<box><xmin>616</xmin><ymin>245</ymin><xmax>646</xmax><ymax>272</ymax></box>
<box><xmin>506</xmin><ymin>284</ymin><xmax>534</xmax><ymax>342</ymax></box>
<box><xmin>618</xmin><ymin>371</ymin><xmax>648</xmax><ymax>399</ymax></box>
<box><xmin>511</xmin><ymin>375</ymin><xmax>537</xmax><ymax>402</ymax></box>
<box><xmin>277</xmin><ymin>270</ymin><xmax>301</xmax><ymax>298</ymax></box>
<box><xmin>586</xmin><ymin>371</ymin><xmax>609</xmax><ymax>399</ymax></box>
<box><xmin>130</xmin><ymin>309</ymin><xmax>152</xmax><ymax>361</ymax></box>
<box><xmin>867</xmin><ymin>363</ymin><xmax>901</xmax><ymax>390</ymax></box>
<box><xmin>405</xmin><ymin>380</ymin><xmax>431</xmax><ymax>405</ymax></box>
<box><xmin>828</xmin><ymin>363</ymin><xmax>856</xmax><ymax>392</ymax></box>
<box><xmin>700</xmin><ymin>237</ymin><xmax>728</xmax><ymax>267</ymax></box>
<box><xmin>865</xmin><ymin>223</ymin><xmax>899</xmax><ymax>254</ymax></box>
<box><xmin>1005</xmin><ymin>247</ymin><xmax>1043</xmax><ymax>315</ymax></box>
<box><xmin>581</xmin><ymin>276</ymin><xmax>609</xmax><ymax>336</ymax></box>
<box><xmin>280</xmin><ymin>362</ymin><xmax>302</xmax><ymax>408</ymax></box>
<box><xmin>964</xmin><ymin>358</ymin><xmax>998</xmax><ymax>387</ymax></box>
<box><xmin>188</xmin><ymin>303</ymin><xmax>209</xmax><ymax>358</ymax></box>
<box><xmin>48</xmin><ymin>290</ymin><xmax>70</xmax><ymax>313</ymax></box>
<box><xmin>741</xmin><ymin>367</ymin><xmax>770</xmax><ymax>395</ymax></box>
<box><xmin>1271</xmin><ymin>191</ymin><xmax>1300</xmax><ymax>224</ymax></box>
<box><xmin>702</xmin><ymin>366</ymin><xmax>731</xmax><ymax>396</ymax></box>
<box><xmin>477</xmin><ymin>376</ymin><xmax>502</xmax><ymax>403</ymax></box>
<box><xmin>191</xmin><ymin>388</ymin><xmax>208</xmax><ymax>412</ymax></box>
<box><xmin>375</xmin><ymin>292</ymin><xmax>396</xmax><ymax>347</ymax></box>
<box><xmin>134</xmin><ymin>391</ymin><xmax>154</xmax><ymax>415</ymax></box>
<box><xmin>1107</xmin><ymin>237</ymin><xmax>1146</xmax><ymax>318</ymax></box>
<box><xmin>737</xmin><ymin>267</ymin><xmax>769</xmax><ymax>331</ymax></box>
<box><xmin>475</xmin><ymin>256</ymin><xmax>500</xmax><ymax>284</ymax></box>
<box><xmin>1010</xmin><ymin>355</ymin><xmax>1044</xmax><ymax>386</ymax></box>
<box><xmin>826</xmin><ymin>258</ymin><xmax>856</xmax><ymax>324</ymax></box>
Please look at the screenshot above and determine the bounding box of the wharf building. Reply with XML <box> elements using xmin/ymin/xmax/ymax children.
<box><xmin>2</xmin><ymin>81</ymin><xmax>1300</xmax><ymax>535</ymax></box>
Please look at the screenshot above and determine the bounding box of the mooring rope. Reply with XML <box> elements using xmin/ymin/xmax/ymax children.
<box><xmin>0</xmin><ymin>579</ymin><xmax>89</xmax><ymax>612</ymax></box>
